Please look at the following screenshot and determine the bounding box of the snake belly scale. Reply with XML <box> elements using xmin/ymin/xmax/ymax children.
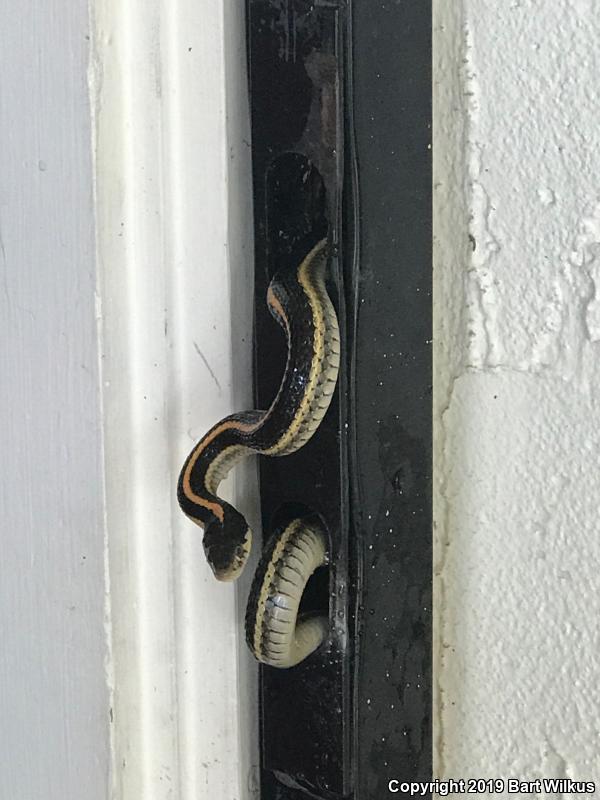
<box><xmin>177</xmin><ymin>239</ymin><xmax>340</xmax><ymax>666</ymax></box>
<box><xmin>245</xmin><ymin>517</ymin><xmax>329</xmax><ymax>668</ymax></box>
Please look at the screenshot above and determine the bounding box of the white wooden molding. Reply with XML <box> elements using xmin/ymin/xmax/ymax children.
<box><xmin>92</xmin><ymin>1</ymin><xmax>258</xmax><ymax>797</ymax></box>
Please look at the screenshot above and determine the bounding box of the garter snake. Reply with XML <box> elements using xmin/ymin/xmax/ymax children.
<box><xmin>177</xmin><ymin>238</ymin><xmax>340</xmax><ymax>667</ymax></box>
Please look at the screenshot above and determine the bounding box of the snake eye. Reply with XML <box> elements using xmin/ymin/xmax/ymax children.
<box><xmin>235</xmin><ymin>544</ymin><xmax>247</xmax><ymax>561</ymax></box>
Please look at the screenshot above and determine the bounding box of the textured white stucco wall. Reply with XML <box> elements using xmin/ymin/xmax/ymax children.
<box><xmin>434</xmin><ymin>0</ymin><xmax>600</xmax><ymax>788</ymax></box>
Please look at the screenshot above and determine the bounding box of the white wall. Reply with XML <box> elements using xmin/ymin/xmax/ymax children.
<box><xmin>0</xmin><ymin>2</ymin><xmax>111</xmax><ymax>797</ymax></box>
<box><xmin>434</xmin><ymin>0</ymin><xmax>600</xmax><ymax>786</ymax></box>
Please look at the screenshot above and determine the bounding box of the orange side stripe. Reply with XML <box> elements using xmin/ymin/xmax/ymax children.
<box><xmin>181</xmin><ymin>417</ymin><xmax>259</xmax><ymax>519</ymax></box>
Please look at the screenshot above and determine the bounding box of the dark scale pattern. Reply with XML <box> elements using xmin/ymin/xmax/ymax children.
<box><xmin>256</xmin><ymin>268</ymin><xmax>320</xmax><ymax>450</ymax></box>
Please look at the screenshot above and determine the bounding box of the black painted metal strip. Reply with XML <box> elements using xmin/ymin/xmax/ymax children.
<box><xmin>350</xmin><ymin>1</ymin><xmax>432</xmax><ymax>795</ymax></box>
<box><xmin>247</xmin><ymin>1</ymin><xmax>432</xmax><ymax>797</ymax></box>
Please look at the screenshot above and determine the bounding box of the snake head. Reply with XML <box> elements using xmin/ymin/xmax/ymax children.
<box><xmin>203</xmin><ymin>507</ymin><xmax>252</xmax><ymax>582</ymax></box>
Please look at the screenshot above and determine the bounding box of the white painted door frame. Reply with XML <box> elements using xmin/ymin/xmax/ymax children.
<box><xmin>93</xmin><ymin>1</ymin><xmax>259</xmax><ymax>796</ymax></box>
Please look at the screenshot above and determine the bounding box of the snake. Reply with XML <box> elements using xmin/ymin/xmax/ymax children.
<box><xmin>177</xmin><ymin>238</ymin><xmax>340</xmax><ymax>667</ymax></box>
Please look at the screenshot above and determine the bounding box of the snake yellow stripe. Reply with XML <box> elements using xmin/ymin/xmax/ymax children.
<box><xmin>177</xmin><ymin>239</ymin><xmax>340</xmax><ymax>665</ymax></box>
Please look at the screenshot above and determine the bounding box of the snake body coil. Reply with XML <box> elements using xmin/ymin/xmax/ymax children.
<box><xmin>177</xmin><ymin>239</ymin><xmax>340</xmax><ymax>665</ymax></box>
<box><xmin>245</xmin><ymin>517</ymin><xmax>328</xmax><ymax>668</ymax></box>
